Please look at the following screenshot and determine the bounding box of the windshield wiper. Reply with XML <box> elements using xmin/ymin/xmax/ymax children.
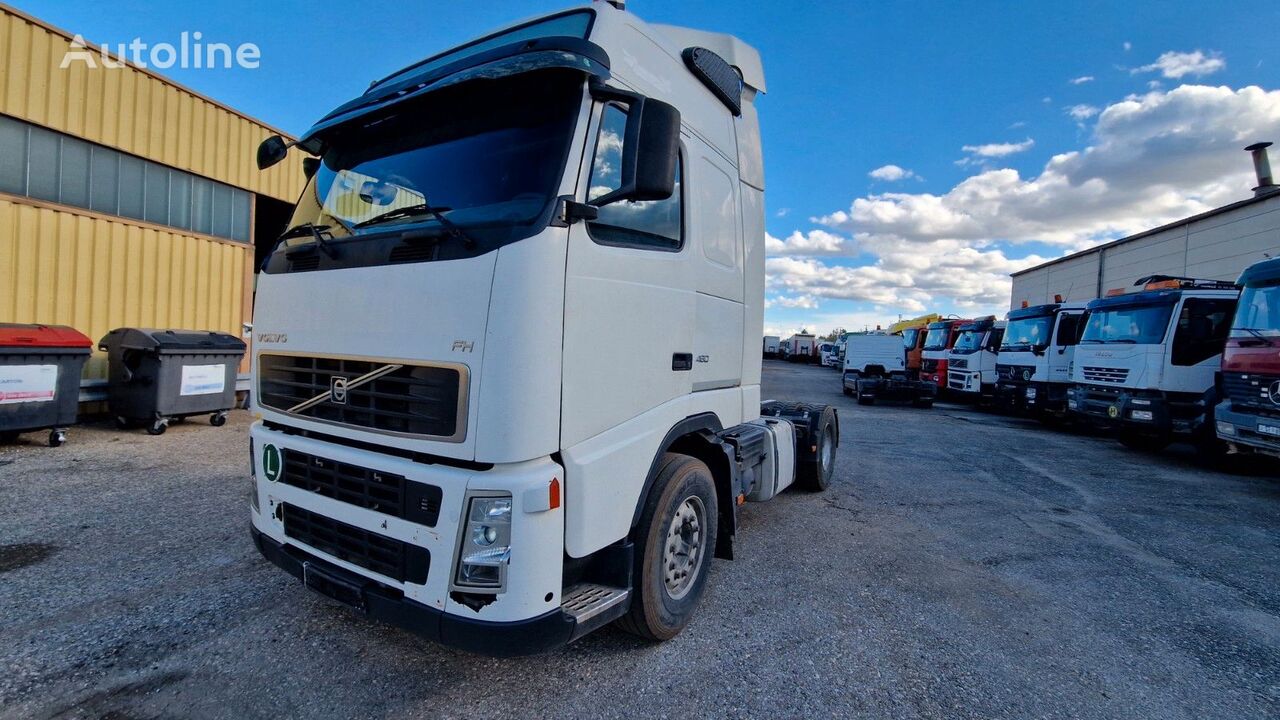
<box><xmin>278</xmin><ymin>222</ymin><xmax>338</xmax><ymax>259</ymax></box>
<box><xmin>1106</xmin><ymin>339</ymin><xmax>1139</xmax><ymax>344</ymax></box>
<box><xmin>354</xmin><ymin>200</ymin><xmax>477</xmax><ymax>249</ymax></box>
<box><xmin>1237</xmin><ymin>327</ymin><xmax>1276</xmax><ymax>346</ymax></box>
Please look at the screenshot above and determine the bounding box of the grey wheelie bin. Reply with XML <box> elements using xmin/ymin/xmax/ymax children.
<box><xmin>0</xmin><ymin>324</ymin><xmax>93</xmax><ymax>447</ymax></box>
<box><xmin>98</xmin><ymin>328</ymin><xmax>247</xmax><ymax>435</ymax></box>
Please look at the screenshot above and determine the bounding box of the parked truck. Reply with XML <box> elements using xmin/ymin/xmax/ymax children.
<box><xmin>247</xmin><ymin>2</ymin><xmax>840</xmax><ymax>656</ymax></box>
<box><xmin>786</xmin><ymin>333</ymin><xmax>817</xmax><ymax>363</ymax></box>
<box><xmin>1067</xmin><ymin>276</ymin><xmax>1238</xmax><ymax>452</ymax></box>
<box><xmin>946</xmin><ymin>316</ymin><xmax>1006</xmax><ymax>399</ymax></box>
<box><xmin>995</xmin><ymin>300</ymin><xmax>1087</xmax><ymax>418</ymax></box>
<box><xmin>818</xmin><ymin>341</ymin><xmax>839</xmax><ymax>368</ymax></box>
<box><xmin>842</xmin><ymin>334</ymin><xmax>935</xmax><ymax>407</ymax></box>
<box><xmin>887</xmin><ymin>314</ymin><xmax>939</xmax><ymax>378</ymax></box>
<box><xmin>1215</xmin><ymin>257</ymin><xmax>1280</xmax><ymax>458</ymax></box>
<box><xmin>920</xmin><ymin>318</ymin><xmax>969</xmax><ymax>392</ymax></box>
<box><xmin>762</xmin><ymin>335</ymin><xmax>780</xmax><ymax>358</ymax></box>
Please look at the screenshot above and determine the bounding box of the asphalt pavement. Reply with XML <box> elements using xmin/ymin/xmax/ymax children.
<box><xmin>2</xmin><ymin>360</ymin><xmax>1278</xmax><ymax>719</ymax></box>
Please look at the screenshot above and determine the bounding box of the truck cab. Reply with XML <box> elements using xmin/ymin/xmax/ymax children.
<box><xmin>920</xmin><ymin>319</ymin><xmax>969</xmax><ymax>390</ymax></box>
<box><xmin>762</xmin><ymin>335</ymin><xmax>780</xmax><ymax>358</ymax></box>
<box><xmin>1215</xmin><ymin>257</ymin><xmax>1280</xmax><ymax>458</ymax></box>
<box><xmin>247</xmin><ymin>2</ymin><xmax>839</xmax><ymax>655</ymax></box>
<box><xmin>995</xmin><ymin>301</ymin><xmax>1086</xmax><ymax>417</ymax></box>
<box><xmin>946</xmin><ymin>316</ymin><xmax>1006</xmax><ymax>398</ymax></box>
<box><xmin>818</xmin><ymin>341</ymin><xmax>839</xmax><ymax>368</ymax></box>
<box><xmin>1068</xmin><ymin>276</ymin><xmax>1238</xmax><ymax>452</ymax></box>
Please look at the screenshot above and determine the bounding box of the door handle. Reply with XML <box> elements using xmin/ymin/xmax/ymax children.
<box><xmin>672</xmin><ymin>353</ymin><xmax>693</xmax><ymax>371</ymax></box>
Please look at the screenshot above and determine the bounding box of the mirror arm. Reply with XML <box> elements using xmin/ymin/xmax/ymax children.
<box><xmin>586</xmin><ymin>78</ymin><xmax>648</xmax><ymax>207</ymax></box>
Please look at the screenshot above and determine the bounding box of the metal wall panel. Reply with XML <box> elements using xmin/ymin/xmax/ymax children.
<box><xmin>0</xmin><ymin>6</ymin><xmax>304</xmax><ymax>203</ymax></box>
<box><xmin>0</xmin><ymin>198</ymin><xmax>250</xmax><ymax>378</ymax></box>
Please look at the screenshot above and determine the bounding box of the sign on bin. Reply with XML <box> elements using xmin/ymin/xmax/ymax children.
<box><xmin>0</xmin><ymin>365</ymin><xmax>58</xmax><ymax>404</ymax></box>
<box><xmin>179</xmin><ymin>364</ymin><xmax>226</xmax><ymax>396</ymax></box>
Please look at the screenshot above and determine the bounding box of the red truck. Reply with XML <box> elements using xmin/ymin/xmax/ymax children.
<box><xmin>1215</xmin><ymin>256</ymin><xmax>1280</xmax><ymax>458</ymax></box>
<box><xmin>920</xmin><ymin>319</ymin><xmax>970</xmax><ymax>391</ymax></box>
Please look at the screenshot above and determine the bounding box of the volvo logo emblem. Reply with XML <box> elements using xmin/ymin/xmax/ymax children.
<box><xmin>330</xmin><ymin>376</ymin><xmax>349</xmax><ymax>404</ymax></box>
<box><xmin>1269</xmin><ymin>380</ymin><xmax>1280</xmax><ymax>407</ymax></box>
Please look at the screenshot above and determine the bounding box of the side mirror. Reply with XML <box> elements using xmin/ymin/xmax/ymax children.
<box><xmin>257</xmin><ymin>135</ymin><xmax>289</xmax><ymax>170</ymax></box>
<box><xmin>589</xmin><ymin>84</ymin><xmax>681</xmax><ymax>207</ymax></box>
<box><xmin>302</xmin><ymin>157</ymin><xmax>320</xmax><ymax>179</ymax></box>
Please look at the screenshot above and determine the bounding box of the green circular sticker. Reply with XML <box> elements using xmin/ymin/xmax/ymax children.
<box><xmin>262</xmin><ymin>444</ymin><xmax>282</xmax><ymax>482</ymax></box>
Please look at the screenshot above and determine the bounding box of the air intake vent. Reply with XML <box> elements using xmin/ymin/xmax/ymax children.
<box><xmin>1081</xmin><ymin>366</ymin><xmax>1129</xmax><ymax>384</ymax></box>
<box><xmin>282</xmin><ymin>504</ymin><xmax>429</xmax><ymax>584</ymax></box>
<box><xmin>389</xmin><ymin>242</ymin><xmax>438</xmax><ymax>264</ymax></box>
<box><xmin>288</xmin><ymin>251</ymin><xmax>320</xmax><ymax>272</ymax></box>
<box><xmin>279</xmin><ymin>448</ymin><xmax>442</xmax><ymax>526</ymax></box>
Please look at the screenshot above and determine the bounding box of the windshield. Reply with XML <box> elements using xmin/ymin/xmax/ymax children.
<box><xmin>902</xmin><ymin>329</ymin><xmax>920</xmax><ymax>348</ymax></box>
<box><xmin>266</xmin><ymin>71</ymin><xmax>582</xmax><ymax>272</ymax></box>
<box><xmin>1081</xmin><ymin>303</ymin><xmax>1175</xmax><ymax>344</ymax></box>
<box><xmin>1001</xmin><ymin>315</ymin><xmax>1053</xmax><ymax>350</ymax></box>
<box><xmin>923</xmin><ymin>327</ymin><xmax>950</xmax><ymax>350</ymax></box>
<box><xmin>1231</xmin><ymin>284</ymin><xmax>1280</xmax><ymax>338</ymax></box>
<box><xmin>953</xmin><ymin>329</ymin><xmax>986</xmax><ymax>353</ymax></box>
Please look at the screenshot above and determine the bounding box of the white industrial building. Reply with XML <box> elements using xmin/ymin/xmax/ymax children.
<box><xmin>1009</xmin><ymin>146</ymin><xmax>1280</xmax><ymax>308</ymax></box>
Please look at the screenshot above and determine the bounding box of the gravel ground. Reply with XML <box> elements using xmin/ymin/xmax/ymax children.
<box><xmin>2</xmin><ymin>360</ymin><xmax>1278</xmax><ymax>719</ymax></box>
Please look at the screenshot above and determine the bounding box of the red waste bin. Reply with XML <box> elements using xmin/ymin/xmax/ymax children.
<box><xmin>0</xmin><ymin>324</ymin><xmax>93</xmax><ymax>447</ymax></box>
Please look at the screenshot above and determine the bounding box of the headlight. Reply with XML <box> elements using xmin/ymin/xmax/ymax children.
<box><xmin>1217</xmin><ymin>421</ymin><xmax>1235</xmax><ymax>436</ymax></box>
<box><xmin>456</xmin><ymin>495</ymin><xmax>512</xmax><ymax>589</ymax></box>
<box><xmin>1068</xmin><ymin>399</ymin><xmax>1078</xmax><ymax>410</ymax></box>
<box><xmin>1025</xmin><ymin>387</ymin><xmax>1037</xmax><ymax>399</ymax></box>
<box><xmin>1130</xmin><ymin>410</ymin><xmax>1154</xmax><ymax>421</ymax></box>
<box><xmin>1131</xmin><ymin>399</ymin><xmax>1151</xmax><ymax>406</ymax></box>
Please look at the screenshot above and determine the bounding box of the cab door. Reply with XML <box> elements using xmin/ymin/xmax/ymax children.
<box><xmin>560</xmin><ymin>101</ymin><xmax>694</xmax><ymax>448</ymax></box>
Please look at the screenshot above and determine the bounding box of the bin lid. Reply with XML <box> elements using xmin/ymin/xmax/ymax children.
<box><xmin>0</xmin><ymin>323</ymin><xmax>94</xmax><ymax>349</ymax></box>
<box><xmin>98</xmin><ymin>328</ymin><xmax>248</xmax><ymax>354</ymax></box>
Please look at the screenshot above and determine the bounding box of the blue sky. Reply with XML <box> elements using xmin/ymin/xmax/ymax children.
<box><xmin>22</xmin><ymin>0</ymin><xmax>1280</xmax><ymax>335</ymax></box>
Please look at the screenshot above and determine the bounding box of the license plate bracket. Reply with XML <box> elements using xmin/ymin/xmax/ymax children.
<box><xmin>303</xmin><ymin>561</ymin><xmax>368</xmax><ymax>612</ymax></box>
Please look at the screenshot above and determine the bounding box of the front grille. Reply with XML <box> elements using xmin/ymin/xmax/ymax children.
<box><xmin>1082</xmin><ymin>366</ymin><xmax>1129</xmax><ymax>384</ymax></box>
<box><xmin>948</xmin><ymin>372</ymin><xmax>966</xmax><ymax>390</ymax></box>
<box><xmin>282</xmin><ymin>504</ymin><xmax>429</xmax><ymax>584</ymax></box>
<box><xmin>280</xmin><ymin>449</ymin><xmax>442</xmax><ymax>526</ymax></box>
<box><xmin>1223</xmin><ymin>372</ymin><xmax>1280</xmax><ymax>414</ymax></box>
<box><xmin>997</xmin><ymin>364</ymin><xmax>1035</xmax><ymax>382</ymax></box>
<box><xmin>259</xmin><ymin>354</ymin><xmax>463</xmax><ymax>439</ymax></box>
<box><xmin>950</xmin><ymin>357</ymin><xmax>969</xmax><ymax>369</ymax></box>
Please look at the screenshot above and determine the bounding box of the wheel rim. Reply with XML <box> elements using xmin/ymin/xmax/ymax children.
<box><xmin>663</xmin><ymin>495</ymin><xmax>707</xmax><ymax>600</ymax></box>
<box><xmin>820</xmin><ymin>425</ymin><xmax>834</xmax><ymax>480</ymax></box>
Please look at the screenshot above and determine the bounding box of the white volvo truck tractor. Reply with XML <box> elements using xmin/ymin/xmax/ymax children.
<box><xmin>1067</xmin><ymin>276</ymin><xmax>1238</xmax><ymax>453</ymax></box>
<box><xmin>247</xmin><ymin>2</ymin><xmax>839</xmax><ymax>656</ymax></box>
<box><xmin>995</xmin><ymin>301</ymin><xmax>1087</xmax><ymax>419</ymax></box>
<box><xmin>946</xmin><ymin>316</ymin><xmax>1006</xmax><ymax>400</ymax></box>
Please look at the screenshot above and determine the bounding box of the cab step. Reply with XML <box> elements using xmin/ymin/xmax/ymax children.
<box><xmin>562</xmin><ymin>583</ymin><xmax>630</xmax><ymax>639</ymax></box>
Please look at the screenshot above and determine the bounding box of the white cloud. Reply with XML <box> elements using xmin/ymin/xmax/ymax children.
<box><xmin>766</xmin><ymin>84</ymin><xmax>1280</xmax><ymax>317</ymax></box>
<box><xmin>1069</xmin><ymin>75</ymin><xmax>1095</xmax><ymax>85</ymax></box>
<box><xmin>1123</xmin><ymin>41</ymin><xmax>1132</xmax><ymax>52</ymax></box>
<box><xmin>958</xmin><ymin>138</ymin><xmax>1035</xmax><ymax>166</ymax></box>
<box><xmin>1147</xmin><ymin>80</ymin><xmax>1163</xmax><ymax>90</ymax></box>
<box><xmin>1067</xmin><ymin>104</ymin><xmax>1101</xmax><ymax>121</ymax></box>
<box><xmin>765</xmin><ymin>294</ymin><xmax>820</xmax><ymax>310</ymax></box>
<box><xmin>765</xmin><ymin>230</ymin><xmax>847</xmax><ymax>256</ymax></box>
<box><xmin>1133</xmin><ymin>50</ymin><xmax>1226</xmax><ymax>79</ymax></box>
<box><xmin>775</xmin><ymin>207</ymin><xmax>790</xmax><ymax>218</ymax></box>
<box><xmin>868</xmin><ymin>164</ymin><xmax>915</xmax><ymax>182</ymax></box>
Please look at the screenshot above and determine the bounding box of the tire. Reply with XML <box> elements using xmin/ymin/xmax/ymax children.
<box><xmin>616</xmin><ymin>453</ymin><xmax>718</xmax><ymax>642</ymax></box>
<box><xmin>856</xmin><ymin>385</ymin><xmax>873</xmax><ymax>406</ymax></box>
<box><xmin>147</xmin><ymin>420</ymin><xmax>168</xmax><ymax>436</ymax></box>
<box><xmin>1117</xmin><ymin>429</ymin><xmax>1169</xmax><ymax>452</ymax></box>
<box><xmin>842</xmin><ymin>387</ymin><xmax>854</xmax><ymax>397</ymax></box>
<box><xmin>47</xmin><ymin>430</ymin><xmax>65</xmax><ymax>447</ymax></box>
<box><xmin>797</xmin><ymin>406</ymin><xmax>838</xmax><ymax>492</ymax></box>
<box><xmin>210</xmin><ymin>413</ymin><xmax>227</xmax><ymax>427</ymax></box>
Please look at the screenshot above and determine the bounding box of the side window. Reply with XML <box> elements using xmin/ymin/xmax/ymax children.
<box><xmin>1056</xmin><ymin>314</ymin><xmax>1080</xmax><ymax>347</ymax></box>
<box><xmin>987</xmin><ymin>328</ymin><xmax>1005</xmax><ymax>351</ymax></box>
<box><xmin>1171</xmin><ymin>298</ymin><xmax>1236</xmax><ymax>366</ymax></box>
<box><xmin>586</xmin><ymin>104</ymin><xmax>682</xmax><ymax>251</ymax></box>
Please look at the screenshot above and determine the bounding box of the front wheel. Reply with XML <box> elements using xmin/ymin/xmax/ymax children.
<box><xmin>616</xmin><ymin>454</ymin><xmax>718</xmax><ymax>642</ymax></box>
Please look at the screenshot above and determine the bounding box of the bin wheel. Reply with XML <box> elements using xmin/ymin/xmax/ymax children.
<box><xmin>210</xmin><ymin>412</ymin><xmax>227</xmax><ymax>427</ymax></box>
<box><xmin>115</xmin><ymin>416</ymin><xmax>133</xmax><ymax>430</ymax></box>
<box><xmin>48</xmin><ymin>430</ymin><xmax>66</xmax><ymax>447</ymax></box>
<box><xmin>147</xmin><ymin>419</ymin><xmax>168</xmax><ymax>436</ymax></box>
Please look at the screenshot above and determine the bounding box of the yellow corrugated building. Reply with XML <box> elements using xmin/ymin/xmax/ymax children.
<box><xmin>0</xmin><ymin>3</ymin><xmax>304</xmax><ymax>385</ymax></box>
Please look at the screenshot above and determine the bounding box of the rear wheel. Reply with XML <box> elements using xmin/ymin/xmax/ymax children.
<box><xmin>856</xmin><ymin>384</ymin><xmax>873</xmax><ymax>406</ymax></box>
<box><xmin>797</xmin><ymin>407</ymin><xmax>838</xmax><ymax>492</ymax></box>
<box><xmin>617</xmin><ymin>454</ymin><xmax>718</xmax><ymax>641</ymax></box>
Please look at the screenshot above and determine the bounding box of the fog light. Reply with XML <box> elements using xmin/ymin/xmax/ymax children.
<box><xmin>1068</xmin><ymin>399</ymin><xmax>1078</xmax><ymax>410</ymax></box>
<box><xmin>1025</xmin><ymin>387</ymin><xmax>1037</xmax><ymax>399</ymax></box>
<box><xmin>1217</xmin><ymin>421</ymin><xmax>1235</xmax><ymax>436</ymax></box>
<box><xmin>456</xmin><ymin>495</ymin><xmax>512</xmax><ymax>589</ymax></box>
<box><xmin>1130</xmin><ymin>410</ymin><xmax>1154</xmax><ymax>421</ymax></box>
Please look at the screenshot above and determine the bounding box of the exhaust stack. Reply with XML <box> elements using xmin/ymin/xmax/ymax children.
<box><xmin>1245</xmin><ymin>142</ymin><xmax>1279</xmax><ymax>197</ymax></box>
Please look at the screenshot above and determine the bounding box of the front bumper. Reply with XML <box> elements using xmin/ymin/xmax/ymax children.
<box><xmin>1067</xmin><ymin>385</ymin><xmax>1207</xmax><ymax>435</ymax></box>
<box><xmin>995</xmin><ymin>381</ymin><xmax>1069</xmax><ymax>413</ymax></box>
<box><xmin>947</xmin><ymin>369</ymin><xmax>985</xmax><ymax>394</ymax></box>
<box><xmin>251</xmin><ymin>527</ymin><xmax>574</xmax><ymax>656</ymax></box>
<box><xmin>845</xmin><ymin>373</ymin><xmax>935</xmax><ymax>402</ymax></box>
<box><xmin>1214</xmin><ymin>400</ymin><xmax>1280</xmax><ymax>457</ymax></box>
<box><xmin>249</xmin><ymin>421</ymin><xmax>568</xmax><ymax>649</ymax></box>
